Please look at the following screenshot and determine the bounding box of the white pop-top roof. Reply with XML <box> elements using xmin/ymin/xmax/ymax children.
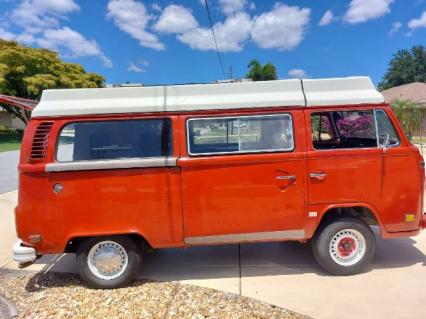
<box><xmin>32</xmin><ymin>76</ymin><xmax>384</xmax><ymax>118</ymax></box>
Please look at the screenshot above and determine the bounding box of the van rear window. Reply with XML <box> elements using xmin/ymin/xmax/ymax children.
<box><xmin>187</xmin><ymin>114</ymin><xmax>294</xmax><ymax>155</ymax></box>
<box><xmin>56</xmin><ymin>119</ymin><xmax>172</xmax><ymax>162</ymax></box>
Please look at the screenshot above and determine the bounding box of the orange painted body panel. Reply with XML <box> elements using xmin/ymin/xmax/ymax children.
<box><xmin>16</xmin><ymin>115</ymin><xmax>184</xmax><ymax>253</ymax></box>
<box><xmin>14</xmin><ymin>104</ymin><xmax>424</xmax><ymax>255</ymax></box>
<box><xmin>305</xmin><ymin>107</ymin><xmax>424</xmax><ymax>235</ymax></box>
<box><xmin>179</xmin><ymin>110</ymin><xmax>307</xmax><ymax>238</ymax></box>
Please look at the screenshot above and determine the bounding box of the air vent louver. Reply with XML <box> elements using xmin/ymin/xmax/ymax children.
<box><xmin>30</xmin><ymin>122</ymin><xmax>53</xmax><ymax>160</ymax></box>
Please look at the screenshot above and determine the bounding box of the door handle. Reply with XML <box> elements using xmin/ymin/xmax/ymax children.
<box><xmin>276</xmin><ymin>175</ymin><xmax>296</xmax><ymax>181</ymax></box>
<box><xmin>309</xmin><ymin>172</ymin><xmax>327</xmax><ymax>181</ymax></box>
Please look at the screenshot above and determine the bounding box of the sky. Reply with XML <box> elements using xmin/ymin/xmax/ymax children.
<box><xmin>0</xmin><ymin>0</ymin><xmax>425</xmax><ymax>86</ymax></box>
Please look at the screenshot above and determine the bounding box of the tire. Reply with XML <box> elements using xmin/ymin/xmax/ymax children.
<box><xmin>76</xmin><ymin>236</ymin><xmax>141</xmax><ymax>289</ymax></box>
<box><xmin>312</xmin><ymin>217</ymin><xmax>375</xmax><ymax>276</ymax></box>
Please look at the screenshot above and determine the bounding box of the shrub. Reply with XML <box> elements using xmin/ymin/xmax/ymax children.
<box><xmin>391</xmin><ymin>100</ymin><xmax>422</xmax><ymax>137</ymax></box>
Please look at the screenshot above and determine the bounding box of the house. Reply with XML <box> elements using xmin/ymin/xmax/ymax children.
<box><xmin>381</xmin><ymin>82</ymin><xmax>426</xmax><ymax>136</ymax></box>
<box><xmin>0</xmin><ymin>95</ymin><xmax>38</xmax><ymax>130</ymax></box>
<box><xmin>0</xmin><ymin>107</ymin><xmax>26</xmax><ymax>130</ymax></box>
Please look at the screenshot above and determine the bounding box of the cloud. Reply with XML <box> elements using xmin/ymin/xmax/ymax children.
<box><xmin>0</xmin><ymin>27</ymin><xmax>15</xmax><ymax>40</ymax></box>
<box><xmin>128</xmin><ymin>59</ymin><xmax>149</xmax><ymax>73</ymax></box>
<box><xmin>288</xmin><ymin>69</ymin><xmax>309</xmax><ymax>79</ymax></box>
<box><xmin>151</xmin><ymin>3</ymin><xmax>161</xmax><ymax>12</ymax></box>
<box><xmin>408</xmin><ymin>11</ymin><xmax>426</xmax><ymax>30</ymax></box>
<box><xmin>344</xmin><ymin>0</ymin><xmax>393</xmax><ymax>24</ymax></box>
<box><xmin>107</xmin><ymin>0</ymin><xmax>164</xmax><ymax>50</ymax></box>
<box><xmin>177</xmin><ymin>12</ymin><xmax>252</xmax><ymax>52</ymax></box>
<box><xmin>11</xmin><ymin>0</ymin><xmax>80</xmax><ymax>33</ymax></box>
<box><xmin>250</xmin><ymin>3</ymin><xmax>310</xmax><ymax>51</ymax></box>
<box><xmin>319</xmin><ymin>10</ymin><xmax>333</xmax><ymax>26</ymax></box>
<box><xmin>37</xmin><ymin>27</ymin><xmax>112</xmax><ymax>67</ymax></box>
<box><xmin>388</xmin><ymin>21</ymin><xmax>402</xmax><ymax>36</ymax></box>
<box><xmin>219</xmin><ymin>0</ymin><xmax>248</xmax><ymax>16</ymax></box>
<box><xmin>0</xmin><ymin>25</ymin><xmax>112</xmax><ymax>67</ymax></box>
<box><xmin>15</xmin><ymin>32</ymin><xmax>36</xmax><ymax>44</ymax></box>
<box><xmin>174</xmin><ymin>3</ymin><xmax>310</xmax><ymax>52</ymax></box>
<box><xmin>1</xmin><ymin>0</ymin><xmax>111</xmax><ymax>68</ymax></box>
<box><xmin>128</xmin><ymin>62</ymin><xmax>144</xmax><ymax>73</ymax></box>
<box><xmin>153</xmin><ymin>5</ymin><xmax>199</xmax><ymax>34</ymax></box>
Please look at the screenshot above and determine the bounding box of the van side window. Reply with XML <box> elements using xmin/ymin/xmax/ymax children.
<box><xmin>56</xmin><ymin>119</ymin><xmax>172</xmax><ymax>162</ymax></box>
<box><xmin>311</xmin><ymin>114</ymin><xmax>337</xmax><ymax>143</ymax></box>
<box><xmin>375</xmin><ymin>109</ymin><xmax>400</xmax><ymax>147</ymax></box>
<box><xmin>188</xmin><ymin>114</ymin><xmax>294</xmax><ymax>155</ymax></box>
<box><xmin>311</xmin><ymin>110</ymin><xmax>377</xmax><ymax>150</ymax></box>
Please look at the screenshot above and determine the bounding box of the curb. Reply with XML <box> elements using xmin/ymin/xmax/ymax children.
<box><xmin>0</xmin><ymin>295</ymin><xmax>18</xmax><ymax>319</ymax></box>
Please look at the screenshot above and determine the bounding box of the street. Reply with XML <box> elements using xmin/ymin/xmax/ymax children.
<box><xmin>0</xmin><ymin>150</ymin><xmax>19</xmax><ymax>194</ymax></box>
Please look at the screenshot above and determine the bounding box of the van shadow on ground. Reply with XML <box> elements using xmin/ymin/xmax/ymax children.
<box><xmin>34</xmin><ymin>229</ymin><xmax>425</xmax><ymax>282</ymax></box>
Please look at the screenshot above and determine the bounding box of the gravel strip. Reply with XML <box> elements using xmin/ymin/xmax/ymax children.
<box><xmin>0</xmin><ymin>269</ymin><xmax>309</xmax><ymax>319</ymax></box>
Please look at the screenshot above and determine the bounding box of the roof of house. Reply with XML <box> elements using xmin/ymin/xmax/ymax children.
<box><xmin>0</xmin><ymin>95</ymin><xmax>38</xmax><ymax>111</ymax></box>
<box><xmin>381</xmin><ymin>82</ymin><xmax>426</xmax><ymax>105</ymax></box>
<box><xmin>31</xmin><ymin>76</ymin><xmax>385</xmax><ymax>118</ymax></box>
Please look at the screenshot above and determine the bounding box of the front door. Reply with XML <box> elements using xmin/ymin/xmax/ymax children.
<box><xmin>305</xmin><ymin>107</ymin><xmax>423</xmax><ymax>232</ymax></box>
<box><xmin>179</xmin><ymin>110</ymin><xmax>307</xmax><ymax>245</ymax></box>
<box><xmin>306</xmin><ymin>108</ymin><xmax>382</xmax><ymax>205</ymax></box>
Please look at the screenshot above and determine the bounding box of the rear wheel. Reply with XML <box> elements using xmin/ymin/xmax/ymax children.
<box><xmin>76</xmin><ymin>236</ymin><xmax>141</xmax><ymax>289</ymax></box>
<box><xmin>312</xmin><ymin>217</ymin><xmax>375</xmax><ymax>275</ymax></box>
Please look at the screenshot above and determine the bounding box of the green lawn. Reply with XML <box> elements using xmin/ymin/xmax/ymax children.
<box><xmin>0</xmin><ymin>131</ymin><xmax>22</xmax><ymax>152</ymax></box>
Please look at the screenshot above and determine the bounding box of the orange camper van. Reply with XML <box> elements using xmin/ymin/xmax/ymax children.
<box><xmin>13</xmin><ymin>77</ymin><xmax>426</xmax><ymax>288</ymax></box>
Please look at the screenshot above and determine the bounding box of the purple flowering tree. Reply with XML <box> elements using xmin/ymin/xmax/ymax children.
<box><xmin>335</xmin><ymin>114</ymin><xmax>375</xmax><ymax>138</ymax></box>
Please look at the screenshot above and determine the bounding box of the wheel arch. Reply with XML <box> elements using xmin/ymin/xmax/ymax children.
<box><xmin>63</xmin><ymin>232</ymin><xmax>152</xmax><ymax>254</ymax></box>
<box><xmin>311</xmin><ymin>203</ymin><xmax>384</xmax><ymax>238</ymax></box>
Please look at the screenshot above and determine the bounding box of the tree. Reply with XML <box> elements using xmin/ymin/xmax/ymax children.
<box><xmin>246</xmin><ymin>59</ymin><xmax>277</xmax><ymax>81</ymax></box>
<box><xmin>391</xmin><ymin>99</ymin><xmax>422</xmax><ymax>137</ymax></box>
<box><xmin>379</xmin><ymin>45</ymin><xmax>426</xmax><ymax>90</ymax></box>
<box><xmin>0</xmin><ymin>40</ymin><xmax>105</xmax><ymax>124</ymax></box>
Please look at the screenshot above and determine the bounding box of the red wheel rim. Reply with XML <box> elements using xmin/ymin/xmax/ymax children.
<box><xmin>330</xmin><ymin>229</ymin><xmax>366</xmax><ymax>266</ymax></box>
<box><xmin>337</xmin><ymin>237</ymin><xmax>357</xmax><ymax>257</ymax></box>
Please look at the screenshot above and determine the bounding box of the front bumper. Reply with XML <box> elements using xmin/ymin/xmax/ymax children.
<box><xmin>13</xmin><ymin>240</ymin><xmax>36</xmax><ymax>264</ymax></box>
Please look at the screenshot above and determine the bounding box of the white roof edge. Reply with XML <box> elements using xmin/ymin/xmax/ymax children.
<box><xmin>302</xmin><ymin>76</ymin><xmax>385</xmax><ymax>106</ymax></box>
<box><xmin>32</xmin><ymin>76</ymin><xmax>385</xmax><ymax>118</ymax></box>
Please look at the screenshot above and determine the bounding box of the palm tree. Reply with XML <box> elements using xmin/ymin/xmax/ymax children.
<box><xmin>246</xmin><ymin>59</ymin><xmax>277</xmax><ymax>81</ymax></box>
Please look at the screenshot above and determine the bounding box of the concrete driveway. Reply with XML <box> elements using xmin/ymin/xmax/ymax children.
<box><xmin>0</xmin><ymin>191</ymin><xmax>17</xmax><ymax>268</ymax></box>
<box><xmin>0</xmin><ymin>150</ymin><xmax>20</xmax><ymax>193</ymax></box>
<box><xmin>1</xmin><ymin>190</ymin><xmax>425</xmax><ymax>319</ymax></box>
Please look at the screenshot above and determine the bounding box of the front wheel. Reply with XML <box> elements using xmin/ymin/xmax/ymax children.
<box><xmin>312</xmin><ymin>217</ymin><xmax>375</xmax><ymax>275</ymax></box>
<box><xmin>76</xmin><ymin>236</ymin><xmax>141</xmax><ymax>289</ymax></box>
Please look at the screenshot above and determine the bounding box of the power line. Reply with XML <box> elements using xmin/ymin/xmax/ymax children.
<box><xmin>204</xmin><ymin>0</ymin><xmax>227</xmax><ymax>79</ymax></box>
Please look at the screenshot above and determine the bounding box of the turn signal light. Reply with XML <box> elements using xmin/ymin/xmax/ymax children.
<box><xmin>405</xmin><ymin>214</ymin><xmax>415</xmax><ymax>222</ymax></box>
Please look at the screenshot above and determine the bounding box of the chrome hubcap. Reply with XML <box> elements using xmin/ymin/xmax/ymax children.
<box><xmin>329</xmin><ymin>229</ymin><xmax>366</xmax><ymax>266</ymax></box>
<box><xmin>87</xmin><ymin>241</ymin><xmax>128</xmax><ymax>280</ymax></box>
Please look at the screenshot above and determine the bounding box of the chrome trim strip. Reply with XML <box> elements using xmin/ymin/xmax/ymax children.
<box><xmin>46</xmin><ymin>157</ymin><xmax>178</xmax><ymax>172</ymax></box>
<box><xmin>374</xmin><ymin>108</ymin><xmax>380</xmax><ymax>148</ymax></box>
<box><xmin>184</xmin><ymin>230</ymin><xmax>305</xmax><ymax>245</ymax></box>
